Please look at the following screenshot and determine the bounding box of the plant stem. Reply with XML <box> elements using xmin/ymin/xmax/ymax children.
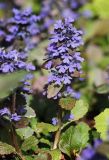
<box><xmin>11</xmin><ymin>93</ymin><xmax>16</xmax><ymax>113</ymax></box>
<box><xmin>53</xmin><ymin>106</ymin><xmax>62</xmax><ymax>149</ymax></box>
<box><xmin>10</xmin><ymin>93</ymin><xmax>25</xmax><ymax>160</ymax></box>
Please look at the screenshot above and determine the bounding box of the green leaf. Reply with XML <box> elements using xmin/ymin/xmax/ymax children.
<box><xmin>47</xmin><ymin>83</ymin><xmax>63</xmax><ymax>99</ymax></box>
<box><xmin>59</xmin><ymin>122</ymin><xmax>90</xmax><ymax>157</ymax></box>
<box><xmin>36</xmin><ymin>122</ymin><xmax>59</xmax><ymax>134</ymax></box>
<box><xmin>39</xmin><ymin>138</ymin><xmax>51</xmax><ymax>146</ymax></box>
<box><xmin>28</xmin><ymin>40</ymin><xmax>48</xmax><ymax>65</ymax></box>
<box><xmin>16</xmin><ymin>127</ymin><xmax>34</xmax><ymax>140</ymax></box>
<box><xmin>49</xmin><ymin>149</ymin><xmax>61</xmax><ymax>160</ymax></box>
<box><xmin>98</xmin><ymin>57</ymin><xmax>109</xmax><ymax>69</ymax></box>
<box><xmin>84</xmin><ymin>20</ymin><xmax>109</xmax><ymax>41</ymax></box>
<box><xmin>0</xmin><ymin>141</ymin><xmax>15</xmax><ymax>155</ymax></box>
<box><xmin>83</xmin><ymin>0</ymin><xmax>109</xmax><ymax>18</ymax></box>
<box><xmin>59</xmin><ymin>97</ymin><xmax>76</xmax><ymax>110</ymax></box>
<box><xmin>30</xmin><ymin>118</ymin><xmax>37</xmax><ymax>131</ymax></box>
<box><xmin>95</xmin><ymin>109</ymin><xmax>109</xmax><ymax>140</ymax></box>
<box><xmin>35</xmin><ymin>152</ymin><xmax>51</xmax><ymax>160</ymax></box>
<box><xmin>93</xmin><ymin>0</ymin><xmax>109</xmax><ymax>18</ymax></box>
<box><xmin>71</xmin><ymin>99</ymin><xmax>89</xmax><ymax>121</ymax></box>
<box><xmin>21</xmin><ymin>136</ymin><xmax>38</xmax><ymax>151</ymax></box>
<box><xmin>96</xmin><ymin>84</ymin><xmax>109</xmax><ymax>94</ymax></box>
<box><xmin>24</xmin><ymin>107</ymin><xmax>36</xmax><ymax>118</ymax></box>
<box><xmin>25</xmin><ymin>156</ymin><xmax>34</xmax><ymax>160</ymax></box>
<box><xmin>0</xmin><ymin>71</ymin><xmax>26</xmax><ymax>99</ymax></box>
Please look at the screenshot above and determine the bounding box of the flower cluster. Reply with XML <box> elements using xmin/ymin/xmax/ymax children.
<box><xmin>0</xmin><ymin>107</ymin><xmax>21</xmax><ymax>121</ymax></box>
<box><xmin>63</xmin><ymin>0</ymin><xmax>92</xmax><ymax>19</ymax></box>
<box><xmin>38</xmin><ymin>0</ymin><xmax>91</xmax><ymax>35</ymax></box>
<box><xmin>0</xmin><ymin>48</ymin><xmax>35</xmax><ymax>73</ymax></box>
<box><xmin>0</xmin><ymin>8</ymin><xmax>39</xmax><ymax>121</ymax></box>
<box><xmin>0</xmin><ymin>7</ymin><xmax>39</xmax><ymax>50</ymax></box>
<box><xmin>44</xmin><ymin>18</ymin><xmax>84</xmax><ymax>99</ymax></box>
<box><xmin>38</xmin><ymin>0</ymin><xmax>54</xmax><ymax>32</ymax></box>
<box><xmin>60</xmin><ymin>0</ymin><xmax>86</xmax><ymax>19</ymax></box>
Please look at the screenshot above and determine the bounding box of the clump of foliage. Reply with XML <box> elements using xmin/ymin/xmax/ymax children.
<box><xmin>0</xmin><ymin>0</ymin><xmax>109</xmax><ymax>160</ymax></box>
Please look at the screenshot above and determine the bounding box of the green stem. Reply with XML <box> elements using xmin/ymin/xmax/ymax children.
<box><xmin>10</xmin><ymin>93</ymin><xmax>25</xmax><ymax>160</ymax></box>
<box><xmin>53</xmin><ymin>107</ymin><xmax>62</xmax><ymax>149</ymax></box>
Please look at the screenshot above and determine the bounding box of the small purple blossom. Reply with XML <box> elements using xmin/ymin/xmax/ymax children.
<box><xmin>52</xmin><ymin>117</ymin><xmax>58</xmax><ymax>125</ymax></box>
<box><xmin>11</xmin><ymin>113</ymin><xmax>21</xmax><ymax>121</ymax></box>
<box><xmin>0</xmin><ymin>108</ymin><xmax>21</xmax><ymax>122</ymax></box>
<box><xmin>64</xmin><ymin>113</ymin><xmax>74</xmax><ymax>121</ymax></box>
<box><xmin>0</xmin><ymin>7</ymin><xmax>38</xmax><ymax>125</ymax></box>
<box><xmin>68</xmin><ymin>114</ymin><xmax>74</xmax><ymax>120</ymax></box>
<box><xmin>0</xmin><ymin>108</ymin><xmax>10</xmax><ymax>116</ymax></box>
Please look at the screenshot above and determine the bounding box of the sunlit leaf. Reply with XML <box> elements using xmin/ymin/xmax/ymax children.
<box><xmin>95</xmin><ymin>108</ymin><xmax>109</xmax><ymax>140</ymax></box>
<box><xmin>71</xmin><ymin>99</ymin><xmax>89</xmax><ymax>121</ymax></box>
<box><xmin>93</xmin><ymin>0</ymin><xmax>109</xmax><ymax>18</ymax></box>
<box><xmin>49</xmin><ymin>149</ymin><xmax>61</xmax><ymax>160</ymax></box>
<box><xmin>16</xmin><ymin>127</ymin><xmax>34</xmax><ymax>140</ymax></box>
<box><xmin>36</xmin><ymin>122</ymin><xmax>59</xmax><ymax>134</ymax></box>
<box><xmin>24</xmin><ymin>107</ymin><xmax>36</xmax><ymax>118</ymax></box>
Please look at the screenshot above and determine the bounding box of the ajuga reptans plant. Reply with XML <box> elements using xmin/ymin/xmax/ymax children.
<box><xmin>0</xmin><ymin>8</ymin><xmax>39</xmax><ymax>154</ymax></box>
<box><xmin>44</xmin><ymin>18</ymin><xmax>84</xmax><ymax>99</ymax></box>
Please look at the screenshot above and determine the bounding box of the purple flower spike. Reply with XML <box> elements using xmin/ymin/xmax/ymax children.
<box><xmin>44</xmin><ymin>18</ymin><xmax>84</xmax><ymax>99</ymax></box>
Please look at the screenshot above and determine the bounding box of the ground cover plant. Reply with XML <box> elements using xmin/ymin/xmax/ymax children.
<box><xmin>0</xmin><ymin>0</ymin><xmax>109</xmax><ymax>160</ymax></box>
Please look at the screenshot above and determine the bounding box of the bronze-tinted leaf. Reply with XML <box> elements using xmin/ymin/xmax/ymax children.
<box><xmin>71</xmin><ymin>71</ymin><xmax>80</xmax><ymax>78</ymax></box>
<box><xmin>59</xmin><ymin>97</ymin><xmax>76</xmax><ymax>110</ymax></box>
<box><xmin>0</xmin><ymin>142</ymin><xmax>15</xmax><ymax>155</ymax></box>
<box><xmin>14</xmin><ymin>117</ymin><xmax>29</xmax><ymax>129</ymax></box>
<box><xmin>47</xmin><ymin>83</ymin><xmax>63</xmax><ymax>99</ymax></box>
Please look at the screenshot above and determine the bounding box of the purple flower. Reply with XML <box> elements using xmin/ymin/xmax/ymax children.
<box><xmin>45</xmin><ymin>61</ymin><xmax>52</xmax><ymax>69</ymax></box>
<box><xmin>0</xmin><ymin>49</ymin><xmax>35</xmax><ymax>73</ymax></box>
<box><xmin>0</xmin><ymin>108</ymin><xmax>10</xmax><ymax>116</ymax></box>
<box><xmin>26</xmin><ymin>63</ymin><xmax>35</xmax><ymax>71</ymax></box>
<box><xmin>8</xmin><ymin>25</ymin><xmax>19</xmax><ymax>33</ymax></box>
<box><xmin>0</xmin><ymin>7</ymin><xmax>40</xmax><ymax>51</ymax></box>
<box><xmin>79</xmin><ymin>139</ymin><xmax>103</xmax><ymax>160</ymax></box>
<box><xmin>81</xmin><ymin>146</ymin><xmax>95</xmax><ymax>159</ymax></box>
<box><xmin>54</xmin><ymin>20</ymin><xmax>64</xmax><ymax>30</ymax></box>
<box><xmin>52</xmin><ymin>118</ymin><xmax>58</xmax><ymax>125</ymax></box>
<box><xmin>64</xmin><ymin>113</ymin><xmax>74</xmax><ymax>121</ymax></box>
<box><xmin>11</xmin><ymin>113</ymin><xmax>21</xmax><ymax>121</ymax></box>
<box><xmin>68</xmin><ymin>114</ymin><xmax>74</xmax><ymax>120</ymax></box>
